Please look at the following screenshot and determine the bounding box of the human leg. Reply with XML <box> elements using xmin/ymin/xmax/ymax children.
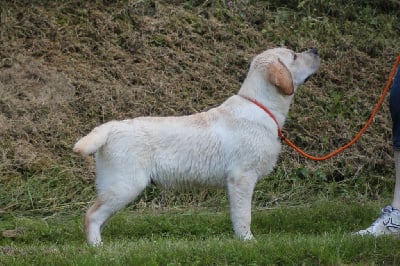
<box><xmin>390</xmin><ymin>67</ymin><xmax>400</xmax><ymax>209</ymax></box>
<box><xmin>355</xmin><ymin>66</ymin><xmax>400</xmax><ymax>236</ymax></box>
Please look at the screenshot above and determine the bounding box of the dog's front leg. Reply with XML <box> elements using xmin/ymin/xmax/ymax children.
<box><xmin>227</xmin><ymin>174</ymin><xmax>257</xmax><ymax>240</ymax></box>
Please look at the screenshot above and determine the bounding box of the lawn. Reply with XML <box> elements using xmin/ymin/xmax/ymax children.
<box><xmin>1</xmin><ymin>200</ymin><xmax>400</xmax><ymax>265</ymax></box>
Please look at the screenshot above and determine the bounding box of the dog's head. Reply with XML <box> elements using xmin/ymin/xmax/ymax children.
<box><xmin>249</xmin><ymin>48</ymin><xmax>320</xmax><ymax>96</ymax></box>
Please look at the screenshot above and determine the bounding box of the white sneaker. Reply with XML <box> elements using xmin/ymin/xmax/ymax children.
<box><xmin>355</xmin><ymin>205</ymin><xmax>400</xmax><ymax>236</ymax></box>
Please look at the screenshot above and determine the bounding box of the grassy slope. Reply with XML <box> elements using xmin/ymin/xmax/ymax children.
<box><xmin>1</xmin><ymin>0</ymin><xmax>399</xmax><ymax>212</ymax></box>
<box><xmin>1</xmin><ymin>0</ymin><xmax>400</xmax><ymax>264</ymax></box>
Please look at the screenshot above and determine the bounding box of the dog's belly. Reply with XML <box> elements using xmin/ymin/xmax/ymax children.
<box><xmin>149</xmin><ymin>150</ymin><xmax>230</xmax><ymax>189</ymax></box>
<box><xmin>150</xmin><ymin>172</ymin><xmax>227</xmax><ymax>190</ymax></box>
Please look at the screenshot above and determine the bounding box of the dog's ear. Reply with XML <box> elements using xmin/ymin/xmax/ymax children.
<box><xmin>267</xmin><ymin>59</ymin><xmax>294</xmax><ymax>95</ymax></box>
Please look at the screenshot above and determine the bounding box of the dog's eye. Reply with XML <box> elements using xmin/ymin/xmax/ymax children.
<box><xmin>293</xmin><ymin>54</ymin><xmax>297</xmax><ymax>61</ymax></box>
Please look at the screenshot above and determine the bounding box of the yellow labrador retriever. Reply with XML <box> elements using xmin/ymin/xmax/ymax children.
<box><xmin>74</xmin><ymin>47</ymin><xmax>320</xmax><ymax>245</ymax></box>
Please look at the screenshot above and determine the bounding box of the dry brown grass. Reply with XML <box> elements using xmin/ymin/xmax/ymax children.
<box><xmin>1</xmin><ymin>0</ymin><xmax>399</xmax><ymax>213</ymax></box>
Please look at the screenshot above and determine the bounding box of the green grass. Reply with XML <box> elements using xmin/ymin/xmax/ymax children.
<box><xmin>1</xmin><ymin>200</ymin><xmax>400</xmax><ymax>265</ymax></box>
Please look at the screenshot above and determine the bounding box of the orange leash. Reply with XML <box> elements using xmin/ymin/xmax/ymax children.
<box><xmin>241</xmin><ymin>53</ymin><xmax>400</xmax><ymax>161</ymax></box>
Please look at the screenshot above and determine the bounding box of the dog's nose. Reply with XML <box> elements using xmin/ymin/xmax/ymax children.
<box><xmin>309</xmin><ymin>48</ymin><xmax>319</xmax><ymax>55</ymax></box>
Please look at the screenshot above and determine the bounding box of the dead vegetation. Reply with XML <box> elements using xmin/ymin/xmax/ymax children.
<box><xmin>0</xmin><ymin>0</ymin><xmax>399</xmax><ymax>213</ymax></box>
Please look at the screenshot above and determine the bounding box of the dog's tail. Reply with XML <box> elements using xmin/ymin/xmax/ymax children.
<box><xmin>73</xmin><ymin>123</ymin><xmax>113</xmax><ymax>156</ymax></box>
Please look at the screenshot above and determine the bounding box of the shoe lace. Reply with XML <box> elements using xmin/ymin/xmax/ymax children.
<box><xmin>369</xmin><ymin>206</ymin><xmax>393</xmax><ymax>228</ymax></box>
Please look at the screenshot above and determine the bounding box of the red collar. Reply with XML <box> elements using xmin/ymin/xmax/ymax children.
<box><xmin>238</xmin><ymin>94</ymin><xmax>285</xmax><ymax>140</ymax></box>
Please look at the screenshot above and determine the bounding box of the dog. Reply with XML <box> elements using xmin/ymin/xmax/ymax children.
<box><xmin>73</xmin><ymin>47</ymin><xmax>320</xmax><ymax>245</ymax></box>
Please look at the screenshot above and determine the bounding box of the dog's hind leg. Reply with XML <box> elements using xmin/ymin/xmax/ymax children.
<box><xmin>85</xmin><ymin>174</ymin><xmax>149</xmax><ymax>246</ymax></box>
<box><xmin>227</xmin><ymin>173</ymin><xmax>257</xmax><ymax>241</ymax></box>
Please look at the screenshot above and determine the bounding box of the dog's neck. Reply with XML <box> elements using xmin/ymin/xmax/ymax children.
<box><xmin>237</xmin><ymin>76</ymin><xmax>294</xmax><ymax>126</ymax></box>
